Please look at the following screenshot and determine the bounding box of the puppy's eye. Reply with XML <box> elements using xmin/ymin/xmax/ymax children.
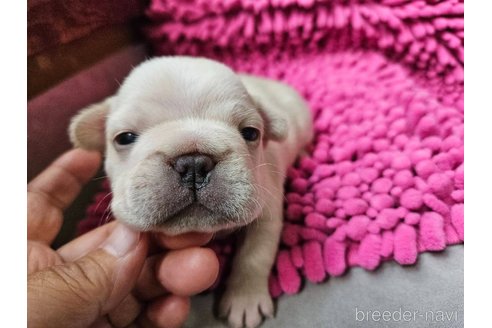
<box><xmin>115</xmin><ymin>132</ymin><xmax>138</xmax><ymax>146</ymax></box>
<box><xmin>240</xmin><ymin>127</ymin><xmax>260</xmax><ymax>142</ymax></box>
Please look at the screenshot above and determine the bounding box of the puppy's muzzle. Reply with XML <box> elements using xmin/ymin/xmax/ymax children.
<box><xmin>172</xmin><ymin>154</ymin><xmax>216</xmax><ymax>190</ymax></box>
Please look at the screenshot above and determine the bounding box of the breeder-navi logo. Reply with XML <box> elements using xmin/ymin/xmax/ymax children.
<box><xmin>355</xmin><ymin>307</ymin><xmax>458</xmax><ymax>323</ymax></box>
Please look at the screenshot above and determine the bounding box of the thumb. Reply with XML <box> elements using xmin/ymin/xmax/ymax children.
<box><xmin>28</xmin><ymin>224</ymin><xmax>148</xmax><ymax>328</ymax></box>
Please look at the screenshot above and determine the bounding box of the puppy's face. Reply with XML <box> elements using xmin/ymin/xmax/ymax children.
<box><xmin>70</xmin><ymin>57</ymin><xmax>286</xmax><ymax>235</ymax></box>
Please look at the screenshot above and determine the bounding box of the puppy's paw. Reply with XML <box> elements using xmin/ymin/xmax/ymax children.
<box><xmin>219</xmin><ymin>287</ymin><xmax>274</xmax><ymax>328</ymax></box>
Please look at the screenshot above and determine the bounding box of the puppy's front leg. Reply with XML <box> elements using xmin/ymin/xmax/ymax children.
<box><xmin>219</xmin><ymin>201</ymin><xmax>283</xmax><ymax>328</ymax></box>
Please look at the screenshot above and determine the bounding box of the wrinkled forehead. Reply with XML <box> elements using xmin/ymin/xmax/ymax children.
<box><xmin>107</xmin><ymin>59</ymin><xmax>262</xmax><ymax>132</ymax></box>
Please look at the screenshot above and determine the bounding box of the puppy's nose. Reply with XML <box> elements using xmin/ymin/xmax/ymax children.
<box><xmin>172</xmin><ymin>154</ymin><xmax>216</xmax><ymax>190</ymax></box>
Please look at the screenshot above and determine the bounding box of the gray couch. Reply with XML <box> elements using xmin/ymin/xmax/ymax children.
<box><xmin>188</xmin><ymin>246</ymin><xmax>463</xmax><ymax>328</ymax></box>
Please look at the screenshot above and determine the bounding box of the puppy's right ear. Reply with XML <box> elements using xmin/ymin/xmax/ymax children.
<box><xmin>69</xmin><ymin>97</ymin><xmax>111</xmax><ymax>152</ymax></box>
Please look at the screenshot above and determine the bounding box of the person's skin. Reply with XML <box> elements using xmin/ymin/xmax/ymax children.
<box><xmin>27</xmin><ymin>149</ymin><xmax>220</xmax><ymax>328</ymax></box>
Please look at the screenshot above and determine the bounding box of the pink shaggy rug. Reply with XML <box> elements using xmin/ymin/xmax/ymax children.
<box><xmin>79</xmin><ymin>0</ymin><xmax>464</xmax><ymax>297</ymax></box>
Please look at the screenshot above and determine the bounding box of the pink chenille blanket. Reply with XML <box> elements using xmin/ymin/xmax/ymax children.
<box><xmin>79</xmin><ymin>0</ymin><xmax>464</xmax><ymax>297</ymax></box>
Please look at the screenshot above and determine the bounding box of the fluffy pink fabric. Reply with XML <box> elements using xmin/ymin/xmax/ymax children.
<box><xmin>79</xmin><ymin>0</ymin><xmax>464</xmax><ymax>297</ymax></box>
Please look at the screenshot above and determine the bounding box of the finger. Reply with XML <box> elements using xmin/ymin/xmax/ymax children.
<box><xmin>156</xmin><ymin>247</ymin><xmax>219</xmax><ymax>296</ymax></box>
<box><xmin>57</xmin><ymin>221</ymin><xmax>118</xmax><ymax>261</ymax></box>
<box><xmin>28</xmin><ymin>241</ymin><xmax>63</xmax><ymax>274</ymax></box>
<box><xmin>28</xmin><ymin>223</ymin><xmax>148</xmax><ymax>328</ymax></box>
<box><xmin>26</xmin><ymin>195</ymin><xmax>64</xmax><ymax>245</ymax></box>
<box><xmin>139</xmin><ymin>295</ymin><xmax>190</xmax><ymax>328</ymax></box>
<box><xmin>153</xmin><ymin>232</ymin><xmax>213</xmax><ymax>250</ymax></box>
<box><xmin>57</xmin><ymin>220</ymin><xmax>207</xmax><ymax>263</ymax></box>
<box><xmin>27</xmin><ymin>149</ymin><xmax>101</xmax><ymax>244</ymax></box>
<box><xmin>135</xmin><ymin>247</ymin><xmax>219</xmax><ymax>300</ymax></box>
<box><xmin>107</xmin><ymin>294</ymin><xmax>142</xmax><ymax>328</ymax></box>
<box><xmin>28</xmin><ymin>149</ymin><xmax>101</xmax><ymax>210</ymax></box>
<box><xmin>134</xmin><ymin>255</ymin><xmax>165</xmax><ymax>301</ymax></box>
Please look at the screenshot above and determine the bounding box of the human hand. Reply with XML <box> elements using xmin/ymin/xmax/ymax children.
<box><xmin>28</xmin><ymin>149</ymin><xmax>219</xmax><ymax>327</ymax></box>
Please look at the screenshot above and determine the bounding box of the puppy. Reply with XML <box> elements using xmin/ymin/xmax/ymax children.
<box><xmin>69</xmin><ymin>56</ymin><xmax>313</xmax><ymax>328</ymax></box>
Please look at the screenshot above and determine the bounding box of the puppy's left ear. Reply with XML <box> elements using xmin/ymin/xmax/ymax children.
<box><xmin>241</xmin><ymin>75</ymin><xmax>289</xmax><ymax>143</ymax></box>
<box><xmin>248</xmin><ymin>96</ymin><xmax>288</xmax><ymax>142</ymax></box>
<box><xmin>257</xmin><ymin>104</ymin><xmax>288</xmax><ymax>142</ymax></box>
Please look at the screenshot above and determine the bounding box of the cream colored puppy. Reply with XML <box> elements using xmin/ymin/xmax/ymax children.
<box><xmin>69</xmin><ymin>56</ymin><xmax>313</xmax><ymax>328</ymax></box>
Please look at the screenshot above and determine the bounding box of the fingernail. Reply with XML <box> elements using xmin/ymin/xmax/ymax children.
<box><xmin>102</xmin><ymin>223</ymin><xmax>140</xmax><ymax>257</ymax></box>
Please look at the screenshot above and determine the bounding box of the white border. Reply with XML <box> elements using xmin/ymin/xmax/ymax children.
<box><xmin>465</xmin><ymin>1</ymin><xmax>492</xmax><ymax>327</ymax></box>
<box><xmin>0</xmin><ymin>0</ymin><xmax>27</xmax><ymax>324</ymax></box>
<box><xmin>0</xmin><ymin>0</ymin><xmax>485</xmax><ymax>326</ymax></box>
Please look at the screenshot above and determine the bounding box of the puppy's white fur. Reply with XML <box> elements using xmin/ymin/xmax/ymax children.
<box><xmin>69</xmin><ymin>56</ymin><xmax>312</xmax><ymax>328</ymax></box>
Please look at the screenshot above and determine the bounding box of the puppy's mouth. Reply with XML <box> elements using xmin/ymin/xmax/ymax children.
<box><xmin>163</xmin><ymin>201</ymin><xmax>214</xmax><ymax>224</ymax></box>
<box><xmin>149</xmin><ymin>198</ymin><xmax>246</xmax><ymax>235</ymax></box>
